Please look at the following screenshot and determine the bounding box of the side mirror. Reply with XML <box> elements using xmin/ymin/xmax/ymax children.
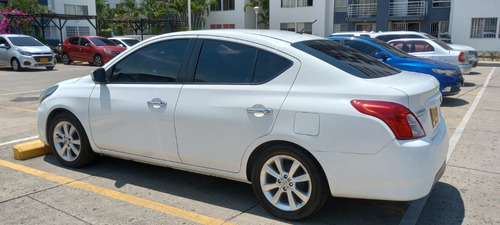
<box><xmin>119</xmin><ymin>44</ymin><xmax>125</xmax><ymax>48</ymax></box>
<box><xmin>0</xmin><ymin>44</ymin><xmax>5</xmax><ymax>49</ymax></box>
<box><xmin>375</xmin><ymin>52</ymin><xmax>388</xmax><ymax>62</ymax></box>
<box><xmin>85</xmin><ymin>43</ymin><xmax>91</xmax><ymax>47</ymax></box>
<box><xmin>91</xmin><ymin>68</ymin><xmax>109</xmax><ymax>84</ymax></box>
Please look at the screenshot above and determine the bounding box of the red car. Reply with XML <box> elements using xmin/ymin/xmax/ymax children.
<box><xmin>61</xmin><ymin>36</ymin><xmax>126</xmax><ymax>66</ymax></box>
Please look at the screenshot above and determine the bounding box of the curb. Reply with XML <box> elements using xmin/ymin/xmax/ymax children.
<box><xmin>13</xmin><ymin>140</ymin><xmax>52</xmax><ymax>160</ymax></box>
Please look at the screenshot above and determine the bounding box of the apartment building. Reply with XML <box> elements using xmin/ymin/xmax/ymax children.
<box><xmin>333</xmin><ymin>0</ymin><xmax>451</xmax><ymax>38</ymax></box>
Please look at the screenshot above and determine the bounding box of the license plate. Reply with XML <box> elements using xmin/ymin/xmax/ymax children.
<box><xmin>430</xmin><ymin>107</ymin><xmax>439</xmax><ymax>128</ymax></box>
<box><xmin>40</xmin><ymin>58</ymin><xmax>48</xmax><ymax>62</ymax></box>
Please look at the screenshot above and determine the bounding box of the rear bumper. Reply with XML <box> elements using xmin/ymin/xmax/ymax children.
<box><xmin>458</xmin><ymin>64</ymin><xmax>472</xmax><ymax>74</ymax></box>
<box><xmin>315</xmin><ymin>118</ymin><xmax>449</xmax><ymax>201</ymax></box>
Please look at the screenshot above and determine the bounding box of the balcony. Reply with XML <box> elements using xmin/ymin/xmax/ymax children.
<box><xmin>347</xmin><ymin>3</ymin><xmax>377</xmax><ymax>20</ymax></box>
<box><xmin>389</xmin><ymin>1</ymin><xmax>428</xmax><ymax>18</ymax></box>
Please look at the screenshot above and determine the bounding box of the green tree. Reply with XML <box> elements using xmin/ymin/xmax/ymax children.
<box><xmin>243</xmin><ymin>0</ymin><xmax>269</xmax><ymax>29</ymax></box>
<box><xmin>7</xmin><ymin>0</ymin><xmax>48</xmax><ymax>14</ymax></box>
<box><xmin>140</xmin><ymin>0</ymin><xmax>169</xmax><ymax>34</ymax></box>
<box><xmin>190</xmin><ymin>0</ymin><xmax>217</xmax><ymax>29</ymax></box>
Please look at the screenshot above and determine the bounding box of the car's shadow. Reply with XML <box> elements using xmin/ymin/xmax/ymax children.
<box><xmin>442</xmin><ymin>97</ymin><xmax>469</xmax><ymax>107</ymax></box>
<box><xmin>42</xmin><ymin>155</ymin><xmax>465</xmax><ymax>224</ymax></box>
<box><xmin>0</xmin><ymin>68</ymin><xmax>56</xmax><ymax>72</ymax></box>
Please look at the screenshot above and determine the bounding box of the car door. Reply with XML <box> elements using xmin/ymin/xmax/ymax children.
<box><xmin>175</xmin><ymin>38</ymin><xmax>300</xmax><ymax>172</ymax></box>
<box><xmin>0</xmin><ymin>37</ymin><xmax>9</xmax><ymax>66</ymax></box>
<box><xmin>88</xmin><ymin>38</ymin><xmax>194</xmax><ymax>161</ymax></box>
<box><xmin>78</xmin><ymin>37</ymin><xmax>93</xmax><ymax>62</ymax></box>
<box><xmin>66</xmin><ymin>37</ymin><xmax>80</xmax><ymax>60</ymax></box>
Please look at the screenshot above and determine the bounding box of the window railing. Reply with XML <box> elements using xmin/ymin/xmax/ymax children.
<box><xmin>389</xmin><ymin>1</ymin><xmax>428</xmax><ymax>17</ymax></box>
<box><xmin>347</xmin><ymin>3</ymin><xmax>377</xmax><ymax>19</ymax></box>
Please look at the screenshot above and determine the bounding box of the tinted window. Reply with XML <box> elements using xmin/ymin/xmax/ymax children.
<box><xmin>7</xmin><ymin>37</ymin><xmax>44</xmax><ymax>46</ymax></box>
<box><xmin>376</xmin><ymin>34</ymin><xmax>422</xmax><ymax>42</ymax></box>
<box><xmin>90</xmin><ymin>38</ymin><xmax>116</xmax><ymax>46</ymax></box>
<box><xmin>69</xmin><ymin>37</ymin><xmax>79</xmax><ymax>45</ymax></box>
<box><xmin>110</xmin><ymin>39</ymin><xmax>189</xmax><ymax>83</ymax></box>
<box><xmin>79</xmin><ymin>38</ymin><xmax>90</xmax><ymax>46</ymax></box>
<box><xmin>344</xmin><ymin>40</ymin><xmax>380</xmax><ymax>57</ymax></box>
<box><xmin>123</xmin><ymin>39</ymin><xmax>140</xmax><ymax>46</ymax></box>
<box><xmin>292</xmin><ymin>40</ymin><xmax>401</xmax><ymax>78</ymax></box>
<box><xmin>369</xmin><ymin>38</ymin><xmax>411</xmax><ymax>58</ymax></box>
<box><xmin>391</xmin><ymin>41</ymin><xmax>434</xmax><ymax>53</ymax></box>
<box><xmin>195</xmin><ymin>40</ymin><xmax>257</xmax><ymax>83</ymax></box>
<box><xmin>432</xmin><ymin>39</ymin><xmax>452</xmax><ymax>50</ymax></box>
<box><xmin>254</xmin><ymin>51</ymin><xmax>292</xmax><ymax>83</ymax></box>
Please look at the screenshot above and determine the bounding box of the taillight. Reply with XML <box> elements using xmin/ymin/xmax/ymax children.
<box><xmin>459</xmin><ymin>51</ymin><xmax>465</xmax><ymax>62</ymax></box>
<box><xmin>351</xmin><ymin>100</ymin><xmax>426</xmax><ymax>140</ymax></box>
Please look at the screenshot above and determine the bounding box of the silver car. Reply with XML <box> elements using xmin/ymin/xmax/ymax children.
<box><xmin>0</xmin><ymin>34</ymin><xmax>56</xmax><ymax>71</ymax></box>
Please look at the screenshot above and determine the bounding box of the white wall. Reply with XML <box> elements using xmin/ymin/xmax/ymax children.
<box><xmin>269</xmin><ymin>1</ymin><xmax>333</xmax><ymax>37</ymax></box>
<box><xmin>450</xmin><ymin>0</ymin><xmax>500</xmax><ymax>51</ymax></box>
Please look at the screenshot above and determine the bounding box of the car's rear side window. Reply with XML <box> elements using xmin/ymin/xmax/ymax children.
<box><xmin>292</xmin><ymin>40</ymin><xmax>400</xmax><ymax>78</ymax></box>
<box><xmin>194</xmin><ymin>40</ymin><xmax>292</xmax><ymax>84</ymax></box>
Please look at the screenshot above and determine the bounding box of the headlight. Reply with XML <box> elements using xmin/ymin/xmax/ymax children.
<box><xmin>17</xmin><ymin>49</ymin><xmax>32</xmax><ymax>56</ymax></box>
<box><xmin>431</xmin><ymin>68</ymin><xmax>459</xmax><ymax>76</ymax></box>
<box><xmin>39</xmin><ymin>85</ymin><xmax>58</xmax><ymax>104</ymax></box>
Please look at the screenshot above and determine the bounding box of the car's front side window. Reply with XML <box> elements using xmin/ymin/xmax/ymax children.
<box><xmin>79</xmin><ymin>38</ymin><xmax>90</xmax><ymax>46</ymax></box>
<box><xmin>344</xmin><ymin>40</ymin><xmax>380</xmax><ymax>57</ymax></box>
<box><xmin>110</xmin><ymin>39</ymin><xmax>190</xmax><ymax>83</ymax></box>
<box><xmin>69</xmin><ymin>37</ymin><xmax>79</xmax><ymax>45</ymax></box>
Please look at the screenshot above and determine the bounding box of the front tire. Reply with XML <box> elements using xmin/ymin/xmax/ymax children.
<box><xmin>11</xmin><ymin>58</ymin><xmax>22</xmax><ymax>71</ymax></box>
<box><xmin>251</xmin><ymin>145</ymin><xmax>329</xmax><ymax>220</ymax></box>
<box><xmin>49</xmin><ymin>112</ymin><xmax>96</xmax><ymax>168</ymax></box>
<box><xmin>46</xmin><ymin>66</ymin><xmax>54</xmax><ymax>70</ymax></box>
<box><xmin>93</xmin><ymin>54</ymin><xmax>104</xmax><ymax>67</ymax></box>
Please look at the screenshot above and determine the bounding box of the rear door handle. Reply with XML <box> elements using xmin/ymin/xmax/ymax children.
<box><xmin>247</xmin><ymin>104</ymin><xmax>273</xmax><ymax>116</ymax></box>
<box><xmin>147</xmin><ymin>98</ymin><xmax>167</xmax><ymax>108</ymax></box>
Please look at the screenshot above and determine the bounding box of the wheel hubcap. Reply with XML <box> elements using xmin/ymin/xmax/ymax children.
<box><xmin>260</xmin><ymin>155</ymin><xmax>312</xmax><ymax>211</ymax></box>
<box><xmin>53</xmin><ymin>121</ymin><xmax>81</xmax><ymax>162</ymax></box>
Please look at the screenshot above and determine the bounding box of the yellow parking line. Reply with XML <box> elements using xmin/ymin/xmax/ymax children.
<box><xmin>0</xmin><ymin>159</ymin><xmax>236</xmax><ymax>225</ymax></box>
<box><xmin>0</xmin><ymin>105</ymin><xmax>37</xmax><ymax>113</ymax></box>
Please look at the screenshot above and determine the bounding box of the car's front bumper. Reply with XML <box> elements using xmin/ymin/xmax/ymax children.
<box><xmin>19</xmin><ymin>55</ymin><xmax>56</xmax><ymax>68</ymax></box>
<box><xmin>315</xmin><ymin>117</ymin><xmax>449</xmax><ymax>201</ymax></box>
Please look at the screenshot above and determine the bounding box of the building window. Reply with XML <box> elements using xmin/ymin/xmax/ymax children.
<box><xmin>210</xmin><ymin>24</ymin><xmax>235</xmax><ymax>29</ymax></box>
<box><xmin>280</xmin><ymin>23</ymin><xmax>295</xmax><ymax>32</ymax></box>
<box><xmin>297</xmin><ymin>22</ymin><xmax>313</xmax><ymax>34</ymax></box>
<box><xmin>470</xmin><ymin>18</ymin><xmax>498</xmax><ymax>38</ymax></box>
<box><xmin>44</xmin><ymin>26</ymin><xmax>51</xmax><ymax>38</ymax></box>
<box><xmin>334</xmin><ymin>0</ymin><xmax>348</xmax><ymax>12</ymax></box>
<box><xmin>432</xmin><ymin>0</ymin><xmax>450</xmax><ymax>8</ymax></box>
<box><xmin>333</xmin><ymin>23</ymin><xmax>348</xmax><ymax>32</ymax></box>
<box><xmin>66</xmin><ymin>26</ymin><xmax>90</xmax><ymax>36</ymax></box>
<box><xmin>281</xmin><ymin>0</ymin><xmax>313</xmax><ymax>8</ymax></box>
<box><xmin>210</xmin><ymin>0</ymin><xmax>234</xmax><ymax>11</ymax></box>
<box><xmin>64</xmin><ymin>4</ymin><xmax>88</xmax><ymax>15</ymax></box>
<box><xmin>391</xmin><ymin>22</ymin><xmax>420</xmax><ymax>32</ymax></box>
<box><xmin>355</xmin><ymin>23</ymin><xmax>376</xmax><ymax>31</ymax></box>
<box><xmin>430</xmin><ymin>21</ymin><xmax>450</xmax><ymax>41</ymax></box>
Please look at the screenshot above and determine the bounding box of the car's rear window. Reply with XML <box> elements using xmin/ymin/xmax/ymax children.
<box><xmin>8</xmin><ymin>37</ymin><xmax>44</xmax><ymax>46</ymax></box>
<box><xmin>123</xmin><ymin>39</ymin><xmax>140</xmax><ymax>46</ymax></box>
<box><xmin>292</xmin><ymin>40</ymin><xmax>401</xmax><ymax>78</ymax></box>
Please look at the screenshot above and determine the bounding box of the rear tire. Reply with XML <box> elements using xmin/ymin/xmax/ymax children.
<box><xmin>48</xmin><ymin>112</ymin><xmax>96</xmax><ymax>168</ymax></box>
<box><xmin>62</xmin><ymin>53</ymin><xmax>71</xmax><ymax>65</ymax></box>
<box><xmin>251</xmin><ymin>145</ymin><xmax>329</xmax><ymax>220</ymax></box>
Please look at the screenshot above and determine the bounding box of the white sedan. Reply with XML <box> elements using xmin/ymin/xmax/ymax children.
<box><xmin>37</xmin><ymin>30</ymin><xmax>448</xmax><ymax>220</ymax></box>
<box><xmin>388</xmin><ymin>38</ymin><xmax>472</xmax><ymax>74</ymax></box>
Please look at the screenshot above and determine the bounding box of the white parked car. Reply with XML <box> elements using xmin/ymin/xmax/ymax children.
<box><xmin>388</xmin><ymin>38</ymin><xmax>471</xmax><ymax>74</ymax></box>
<box><xmin>37</xmin><ymin>30</ymin><xmax>448</xmax><ymax>220</ymax></box>
<box><xmin>0</xmin><ymin>34</ymin><xmax>56</xmax><ymax>71</ymax></box>
<box><xmin>108</xmin><ymin>37</ymin><xmax>140</xmax><ymax>48</ymax></box>
<box><xmin>330</xmin><ymin>31</ymin><xmax>479</xmax><ymax>69</ymax></box>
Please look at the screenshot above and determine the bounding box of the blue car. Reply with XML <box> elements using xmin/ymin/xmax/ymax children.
<box><xmin>327</xmin><ymin>36</ymin><xmax>464</xmax><ymax>96</ymax></box>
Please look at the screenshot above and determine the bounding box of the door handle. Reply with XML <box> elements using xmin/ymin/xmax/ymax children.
<box><xmin>147</xmin><ymin>98</ymin><xmax>167</xmax><ymax>108</ymax></box>
<box><xmin>247</xmin><ymin>105</ymin><xmax>273</xmax><ymax>116</ymax></box>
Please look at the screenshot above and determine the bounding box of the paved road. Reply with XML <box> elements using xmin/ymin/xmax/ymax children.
<box><xmin>0</xmin><ymin>64</ymin><xmax>498</xmax><ymax>224</ymax></box>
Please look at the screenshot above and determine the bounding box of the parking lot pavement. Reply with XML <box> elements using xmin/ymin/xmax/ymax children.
<box><xmin>0</xmin><ymin>64</ymin><xmax>499</xmax><ymax>224</ymax></box>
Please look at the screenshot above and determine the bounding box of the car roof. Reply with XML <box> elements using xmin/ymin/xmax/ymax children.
<box><xmin>109</xmin><ymin>37</ymin><xmax>139</xmax><ymax>40</ymax></box>
<box><xmin>388</xmin><ymin>38</ymin><xmax>433</xmax><ymax>42</ymax></box>
<box><xmin>0</xmin><ymin>34</ymin><xmax>33</xmax><ymax>37</ymax></box>
<box><xmin>148</xmin><ymin>29</ymin><xmax>324</xmax><ymax>44</ymax></box>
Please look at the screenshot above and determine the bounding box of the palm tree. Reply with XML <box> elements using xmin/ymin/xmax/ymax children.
<box><xmin>243</xmin><ymin>0</ymin><xmax>269</xmax><ymax>29</ymax></box>
<box><xmin>168</xmin><ymin>0</ymin><xmax>188</xmax><ymax>30</ymax></box>
<box><xmin>190</xmin><ymin>0</ymin><xmax>217</xmax><ymax>29</ymax></box>
<box><xmin>140</xmin><ymin>0</ymin><xmax>169</xmax><ymax>34</ymax></box>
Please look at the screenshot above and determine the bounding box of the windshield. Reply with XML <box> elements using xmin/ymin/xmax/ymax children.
<box><xmin>7</xmin><ymin>36</ymin><xmax>44</xmax><ymax>46</ymax></box>
<box><xmin>370</xmin><ymin>39</ymin><xmax>414</xmax><ymax>58</ymax></box>
<box><xmin>292</xmin><ymin>40</ymin><xmax>401</xmax><ymax>78</ymax></box>
<box><xmin>90</xmin><ymin>38</ymin><xmax>117</xmax><ymax>46</ymax></box>
<box><xmin>123</xmin><ymin>39</ymin><xmax>140</xmax><ymax>46</ymax></box>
